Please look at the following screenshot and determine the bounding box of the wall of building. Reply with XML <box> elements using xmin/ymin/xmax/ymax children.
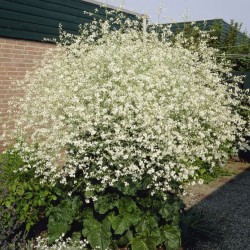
<box><xmin>0</xmin><ymin>37</ymin><xmax>55</xmax><ymax>150</ymax></box>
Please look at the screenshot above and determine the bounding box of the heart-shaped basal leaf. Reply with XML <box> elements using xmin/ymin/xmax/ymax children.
<box><xmin>159</xmin><ymin>198</ymin><xmax>183</xmax><ymax>225</ymax></box>
<box><xmin>48</xmin><ymin>197</ymin><xmax>82</xmax><ymax>244</ymax></box>
<box><xmin>130</xmin><ymin>232</ymin><xmax>159</xmax><ymax>250</ymax></box>
<box><xmin>109</xmin><ymin>197</ymin><xmax>142</xmax><ymax>235</ymax></box>
<box><xmin>161</xmin><ymin>224</ymin><xmax>181</xmax><ymax>250</ymax></box>
<box><xmin>135</xmin><ymin>214</ymin><xmax>163</xmax><ymax>246</ymax></box>
<box><xmin>159</xmin><ymin>204</ymin><xmax>172</xmax><ymax>221</ymax></box>
<box><xmin>82</xmin><ymin>210</ymin><xmax>112</xmax><ymax>250</ymax></box>
<box><xmin>117</xmin><ymin>197</ymin><xmax>138</xmax><ymax>214</ymax></box>
<box><xmin>116</xmin><ymin>229</ymin><xmax>133</xmax><ymax>248</ymax></box>
<box><xmin>135</xmin><ymin>214</ymin><xmax>159</xmax><ymax>234</ymax></box>
<box><xmin>108</xmin><ymin>212</ymin><xmax>137</xmax><ymax>235</ymax></box>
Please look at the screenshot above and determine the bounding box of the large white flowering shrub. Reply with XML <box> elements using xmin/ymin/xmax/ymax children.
<box><xmin>6</xmin><ymin>15</ymin><xmax>249</xmax><ymax>198</ymax></box>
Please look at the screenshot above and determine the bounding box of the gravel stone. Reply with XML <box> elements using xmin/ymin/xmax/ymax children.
<box><xmin>182</xmin><ymin>162</ymin><xmax>250</xmax><ymax>250</ymax></box>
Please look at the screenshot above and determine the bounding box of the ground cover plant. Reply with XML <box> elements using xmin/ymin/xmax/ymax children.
<box><xmin>1</xmin><ymin>9</ymin><xmax>249</xmax><ymax>249</ymax></box>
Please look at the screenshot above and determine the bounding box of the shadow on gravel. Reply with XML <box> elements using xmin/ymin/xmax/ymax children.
<box><xmin>182</xmin><ymin>165</ymin><xmax>250</xmax><ymax>250</ymax></box>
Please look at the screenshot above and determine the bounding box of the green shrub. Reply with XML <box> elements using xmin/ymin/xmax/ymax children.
<box><xmin>45</xmin><ymin>189</ymin><xmax>183</xmax><ymax>249</ymax></box>
<box><xmin>0</xmin><ymin>150</ymin><xmax>183</xmax><ymax>249</ymax></box>
<box><xmin>0</xmin><ymin>150</ymin><xmax>59</xmax><ymax>238</ymax></box>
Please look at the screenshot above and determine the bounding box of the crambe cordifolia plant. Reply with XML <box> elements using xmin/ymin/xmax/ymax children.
<box><xmin>3</xmin><ymin>11</ymin><xmax>249</xmax><ymax>198</ymax></box>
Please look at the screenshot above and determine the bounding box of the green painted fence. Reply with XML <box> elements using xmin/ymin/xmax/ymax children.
<box><xmin>0</xmin><ymin>0</ymin><xmax>140</xmax><ymax>42</ymax></box>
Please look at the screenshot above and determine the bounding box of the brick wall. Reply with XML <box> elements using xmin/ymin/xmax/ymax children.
<box><xmin>0</xmin><ymin>37</ymin><xmax>55</xmax><ymax>150</ymax></box>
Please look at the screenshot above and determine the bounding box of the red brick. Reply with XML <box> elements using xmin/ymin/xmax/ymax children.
<box><xmin>0</xmin><ymin>38</ymin><xmax>55</xmax><ymax>150</ymax></box>
<box><xmin>0</xmin><ymin>48</ymin><xmax>12</xmax><ymax>53</ymax></box>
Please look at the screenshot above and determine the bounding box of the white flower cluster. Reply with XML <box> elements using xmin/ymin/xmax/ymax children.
<box><xmin>5</xmin><ymin>16</ymin><xmax>249</xmax><ymax>195</ymax></box>
<box><xmin>34</xmin><ymin>236</ymin><xmax>88</xmax><ymax>250</ymax></box>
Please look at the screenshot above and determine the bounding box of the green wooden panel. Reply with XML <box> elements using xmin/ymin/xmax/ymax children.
<box><xmin>221</xmin><ymin>21</ymin><xmax>231</xmax><ymax>40</ymax></box>
<box><xmin>6</xmin><ymin>0</ymin><xmax>107</xmax><ymax>21</ymax></box>
<box><xmin>0</xmin><ymin>9</ymin><xmax>91</xmax><ymax>31</ymax></box>
<box><xmin>5</xmin><ymin>0</ymin><xmax>137</xmax><ymax>23</ymax></box>
<box><xmin>43</xmin><ymin>0</ymin><xmax>137</xmax><ymax>20</ymax></box>
<box><xmin>0</xmin><ymin>27</ymin><xmax>56</xmax><ymax>41</ymax></box>
<box><xmin>1</xmin><ymin>1</ymin><xmax>92</xmax><ymax>25</ymax></box>
<box><xmin>0</xmin><ymin>18</ymin><xmax>80</xmax><ymax>38</ymax></box>
<box><xmin>44</xmin><ymin>0</ymin><xmax>111</xmax><ymax>18</ymax></box>
<box><xmin>0</xmin><ymin>0</ymin><xmax>139</xmax><ymax>41</ymax></box>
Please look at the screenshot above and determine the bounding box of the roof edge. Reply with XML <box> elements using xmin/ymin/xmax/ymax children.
<box><xmin>80</xmin><ymin>0</ymin><xmax>145</xmax><ymax>17</ymax></box>
<box><xmin>165</xmin><ymin>18</ymin><xmax>223</xmax><ymax>25</ymax></box>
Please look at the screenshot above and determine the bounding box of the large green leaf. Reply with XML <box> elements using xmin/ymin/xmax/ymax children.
<box><xmin>159</xmin><ymin>205</ymin><xmax>172</xmax><ymax>221</ymax></box>
<box><xmin>108</xmin><ymin>197</ymin><xmax>142</xmax><ymax>235</ymax></box>
<box><xmin>135</xmin><ymin>214</ymin><xmax>163</xmax><ymax>245</ymax></box>
<box><xmin>48</xmin><ymin>197</ymin><xmax>82</xmax><ymax>244</ymax></box>
<box><xmin>116</xmin><ymin>229</ymin><xmax>133</xmax><ymax>247</ymax></box>
<box><xmin>161</xmin><ymin>225</ymin><xmax>181</xmax><ymax>250</ymax></box>
<box><xmin>117</xmin><ymin>197</ymin><xmax>138</xmax><ymax>214</ymax></box>
<box><xmin>159</xmin><ymin>199</ymin><xmax>183</xmax><ymax>225</ymax></box>
<box><xmin>135</xmin><ymin>214</ymin><xmax>158</xmax><ymax>234</ymax></box>
<box><xmin>94</xmin><ymin>193</ymin><xmax>119</xmax><ymax>214</ymax></box>
<box><xmin>82</xmin><ymin>210</ymin><xmax>111</xmax><ymax>250</ymax></box>
<box><xmin>130</xmin><ymin>233</ymin><xmax>159</xmax><ymax>250</ymax></box>
<box><xmin>108</xmin><ymin>213</ymin><xmax>135</xmax><ymax>235</ymax></box>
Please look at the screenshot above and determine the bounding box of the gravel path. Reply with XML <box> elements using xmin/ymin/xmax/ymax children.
<box><xmin>182</xmin><ymin>162</ymin><xmax>250</xmax><ymax>250</ymax></box>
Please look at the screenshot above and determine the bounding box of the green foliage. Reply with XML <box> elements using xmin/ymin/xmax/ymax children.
<box><xmin>221</xmin><ymin>20</ymin><xmax>250</xmax><ymax>71</ymax></box>
<box><xmin>45</xmin><ymin>187</ymin><xmax>182</xmax><ymax>249</ymax></box>
<box><xmin>3</xmin><ymin>178</ymin><xmax>57</xmax><ymax>232</ymax></box>
<box><xmin>0</xmin><ymin>150</ymin><xmax>24</xmax><ymax>184</ymax></box>
<box><xmin>161</xmin><ymin>225</ymin><xmax>181</xmax><ymax>250</ymax></box>
<box><xmin>172</xmin><ymin>19</ymin><xmax>250</xmax><ymax>72</ymax></box>
<box><xmin>135</xmin><ymin>214</ymin><xmax>159</xmax><ymax>235</ymax></box>
<box><xmin>0</xmin><ymin>203</ymin><xmax>25</xmax><ymax>249</ymax></box>
<box><xmin>1</xmin><ymin>137</ymin><xmax>235</xmax><ymax>250</ymax></box>
<box><xmin>109</xmin><ymin>197</ymin><xmax>142</xmax><ymax>235</ymax></box>
<box><xmin>47</xmin><ymin>197</ymin><xmax>82</xmax><ymax>244</ymax></box>
<box><xmin>159</xmin><ymin>198</ymin><xmax>182</xmax><ymax>226</ymax></box>
<box><xmin>0</xmin><ymin>150</ymin><xmax>183</xmax><ymax>249</ymax></box>
<box><xmin>94</xmin><ymin>193</ymin><xmax>119</xmax><ymax>214</ymax></box>
<box><xmin>192</xmin><ymin>156</ymin><xmax>233</xmax><ymax>184</ymax></box>
<box><xmin>82</xmin><ymin>210</ymin><xmax>112</xmax><ymax>250</ymax></box>
<box><xmin>0</xmin><ymin>150</ymin><xmax>58</xmax><ymax>239</ymax></box>
<box><xmin>130</xmin><ymin>232</ymin><xmax>159</xmax><ymax>250</ymax></box>
<box><xmin>200</xmin><ymin>166</ymin><xmax>232</xmax><ymax>184</ymax></box>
